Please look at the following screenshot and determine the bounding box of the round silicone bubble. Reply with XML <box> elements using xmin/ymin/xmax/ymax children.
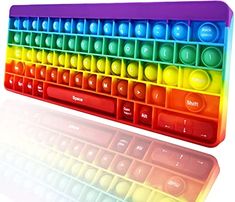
<box><xmin>97</xmin><ymin>58</ymin><xmax>106</xmax><ymax>73</ymax></box>
<box><xmin>14</xmin><ymin>33</ymin><xmax>21</xmax><ymax>44</ymax></box>
<box><xmin>53</xmin><ymin>20</ymin><xmax>60</xmax><ymax>32</ymax></box>
<box><xmin>80</xmin><ymin>38</ymin><xmax>89</xmax><ymax>52</ymax></box>
<box><xmin>111</xmin><ymin>60</ymin><xmax>122</xmax><ymax>75</ymax></box>
<box><xmin>23</xmin><ymin>19</ymin><xmax>29</xmax><ymax>29</ymax></box>
<box><xmin>103</xmin><ymin>22</ymin><xmax>113</xmax><ymax>35</ymax></box>
<box><xmin>127</xmin><ymin>62</ymin><xmax>138</xmax><ymax>78</ymax></box>
<box><xmin>108</xmin><ymin>40</ymin><xmax>118</xmax><ymax>55</ymax></box>
<box><xmin>68</xmin><ymin>38</ymin><xmax>76</xmax><ymax>50</ymax></box>
<box><xmin>159</xmin><ymin>43</ymin><xmax>174</xmax><ymax>63</ymax></box>
<box><xmin>118</xmin><ymin>22</ymin><xmax>129</xmax><ymax>37</ymax></box>
<box><xmin>144</xmin><ymin>64</ymin><xmax>158</xmax><ymax>81</ymax></box>
<box><xmin>201</xmin><ymin>47</ymin><xmax>222</xmax><ymax>68</ymax></box>
<box><xmin>171</xmin><ymin>22</ymin><xmax>188</xmax><ymax>41</ymax></box>
<box><xmin>198</xmin><ymin>22</ymin><xmax>219</xmax><ymax>43</ymax></box>
<box><xmin>140</xmin><ymin>43</ymin><xmax>153</xmax><ymax>60</ymax></box>
<box><xmin>32</xmin><ymin>19</ymin><xmax>37</xmax><ymax>30</ymax></box>
<box><xmin>35</xmin><ymin>35</ymin><xmax>41</xmax><ymax>46</ymax></box>
<box><xmin>124</xmin><ymin>41</ymin><xmax>135</xmax><ymax>57</ymax></box>
<box><xmin>189</xmin><ymin>69</ymin><xmax>211</xmax><ymax>90</ymax></box>
<box><xmin>152</xmin><ymin>22</ymin><xmax>166</xmax><ymax>39</ymax></box>
<box><xmin>76</xmin><ymin>21</ymin><xmax>84</xmax><ymax>33</ymax></box>
<box><xmin>94</xmin><ymin>39</ymin><xmax>103</xmax><ymax>53</ymax></box>
<box><xmin>64</xmin><ymin>21</ymin><xmax>71</xmax><ymax>32</ymax></box>
<box><xmin>56</xmin><ymin>37</ymin><xmax>63</xmax><ymax>49</ymax></box>
<box><xmin>162</xmin><ymin>66</ymin><xmax>178</xmax><ymax>86</ymax></box>
<box><xmin>89</xmin><ymin>21</ymin><xmax>98</xmax><ymax>35</ymax></box>
<box><xmin>14</xmin><ymin>19</ymin><xmax>19</xmax><ymax>29</ymax></box>
<box><xmin>42</xmin><ymin>20</ymin><xmax>48</xmax><ymax>31</ymax></box>
<box><xmin>135</xmin><ymin>23</ymin><xmax>147</xmax><ymax>38</ymax></box>
<box><xmin>179</xmin><ymin>45</ymin><xmax>196</xmax><ymax>65</ymax></box>
<box><xmin>185</xmin><ymin>93</ymin><xmax>206</xmax><ymax>113</ymax></box>
<box><xmin>45</xmin><ymin>35</ymin><xmax>52</xmax><ymax>47</ymax></box>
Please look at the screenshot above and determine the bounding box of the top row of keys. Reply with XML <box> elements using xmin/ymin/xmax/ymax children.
<box><xmin>10</xmin><ymin>17</ymin><xmax>225</xmax><ymax>43</ymax></box>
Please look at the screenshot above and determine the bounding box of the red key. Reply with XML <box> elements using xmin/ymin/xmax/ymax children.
<box><xmin>46</xmin><ymin>85</ymin><xmax>116</xmax><ymax>114</ymax></box>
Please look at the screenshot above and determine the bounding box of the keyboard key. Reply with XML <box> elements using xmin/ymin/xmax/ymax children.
<box><xmin>111</xmin><ymin>134</ymin><xmax>132</xmax><ymax>153</ymax></box>
<box><xmin>127</xmin><ymin>138</ymin><xmax>151</xmax><ymax>159</ymax></box>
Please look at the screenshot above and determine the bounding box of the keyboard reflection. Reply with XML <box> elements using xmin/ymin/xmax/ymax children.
<box><xmin>0</xmin><ymin>99</ymin><xmax>219</xmax><ymax>202</ymax></box>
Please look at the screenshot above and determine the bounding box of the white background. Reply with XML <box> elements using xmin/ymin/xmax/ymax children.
<box><xmin>0</xmin><ymin>0</ymin><xmax>234</xmax><ymax>201</ymax></box>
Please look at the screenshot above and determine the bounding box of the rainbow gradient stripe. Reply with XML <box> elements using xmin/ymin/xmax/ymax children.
<box><xmin>0</xmin><ymin>100</ymin><xmax>219</xmax><ymax>202</ymax></box>
<box><xmin>4</xmin><ymin>2</ymin><xmax>233</xmax><ymax>147</ymax></box>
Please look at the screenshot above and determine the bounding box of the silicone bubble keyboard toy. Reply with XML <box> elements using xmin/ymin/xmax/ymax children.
<box><xmin>5</xmin><ymin>2</ymin><xmax>233</xmax><ymax>147</ymax></box>
<box><xmin>0</xmin><ymin>100</ymin><xmax>219</xmax><ymax>202</ymax></box>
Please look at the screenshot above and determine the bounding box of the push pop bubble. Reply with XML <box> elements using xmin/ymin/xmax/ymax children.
<box><xmin>76</xmin><ymin>21</ymin><xmax>84</xmax><ymax>33</ymax></box>
<box><xmin>62</xmin><ymin>71</ymin><xmax>70</xmax><ymax>84</ymax></box>
<box><xmin>171</xmin><ymin>22</ymin><xmax>188</xmax><ymax>41</ymax></box>
<box><xmin>94</xmin><ymin>39</ymin><xmax>103</xmax><ymax>53</ymax></box>
<box><xmin>108</xmin><ymin>40</ymin><xmax>118</xmax><ymax>55</ymax></box>
<box><xmin>134</xmin><ymin>83</ymin><xmax>146</xmax><ymax>100</ymax></box>
<box><xmin>70</xmin><ymin>55</ymin><xmax>78</xmax><ymax>68</ymax></box>
<box><xmin>42</xmin><ymin>20</ymin><xmax>48</xmax><ymax>31</ymax></box>
<box><xmin>64</xmin><ymin>20</ymin><xmax>71</xmax><ymax>32</ymax></box>
<box><xmin>5</xmin><ymin>2</ymin><xmax>233</xmax><ymax>147</ymax></box>
<box><xmin>179</xmin><ymin>45</ymin><xmax>196</xmax><ymax>65</ymax></box>
<box><xmin>127</xmin><ymin>62</ymin><xmax>138</xmax><ymax>78</ymax></box>
<box><xmin>56</xmin><ymin>37</ymin><xmax>63</xmax><ymax>49</ymax></box>
<box><xmin>13</xmin><ymin>18</ymin><xmax>19</xmax><ymax>28</ymax></box>
<box><xmin>83</xmin><ymin>56</ymin><xmax>91</xmax><ymax>70</ymax></box>
<box><xmin>90</xmin><ymin>21</ymin><xmax>98</xmax><ymax>35</ymax></box>
<box><xmin>159</xmin><ymin>43</ymin><xmax>174</xmax><ymax>62</ymax></box>
<box><xmin>103</xmin><ymin>22</ymin><xmax>113</xmax><ymax>35</ymax></box>
<box><xmin>102</xmin><ymin>77</ymin><xmax>112</xmax><ymax>93</ymax></box>
<box><xmin>68</xmin><ymin>38</ymin><xmax>75</xmax><ymax>50</ymax></box>
<box><xmin>198</xmin><ymin>22</ymin><xmax>219</xmax><ymax>42</ymax></box>
<box><xmin>23</xmin><ymin>19</ymin><xmax>28</xmax><ymax>29</ymax></box>
<box><xmin>135</xmin><ymin>23</ymin><xmax>147</xmax><ymax>38</ymax></box>
<box><xmin>111</xmin><ymin>60</ymin><xmax>122</xmax><ymax>75</ymax></box>
<box><xmin>152</xmin><ymin>22</ymin><xmax>166</xmax><ymax>39</ymax></box>
<box><xmin>47</xmin><ymin>52</ymin><xmax>53</xmax><ymax>64</ymax></box>
<box><xmin>144</xmin><ymin>64</ymin><xmax>158</xmax><ymax>81</ymax></box>
<box><xmin>163</xmin><ymin>66</ymin><xmax>178</xmax><ymax>86</ymax></box>
<box><xmin>88</xmin><ymin>75</ymin><xmax>97</xmax><ymax>90</ymax></box>
<box><xmin>117</xmin><ymin>80</ymin><xmax>128</xmax><ymax>97</ymax></box>
<box><xmin>118</xmin><ymin>22</ymin><xmax>129</xmax><ymax>36</ymax></box>
<box><xmin>124</xmin><ymin>41</ymin><xmax>135</xmax><ymax>57</ymax></box>
<box><xmin>81</xmin><ymin>38</ymin><xmax>89</xmax><ymax>51</ymax></box>
<box><xmin>201</xmin><ymin>47</ymin><xmax>222</xmax><ymax>68</ymax></box>
<box><xmin>53</xmin><ymin>20</ymin><xmax>60</xmax><ymax>31</ymax></box>
<box><xmin>25</xmin><ymin>34</ymin><xmax>31</xmax><ymax>45</ymax></box>
<box><xmin>32</xmin><ymin>19</ymin><xmax>37</xmax><ymax>30</ymax></box>
<box><xmin>97</xmin><ymin>58</ymin><xmax>106</xmax><ymax>73</ymax></box>
<box><xmin>74</xmin><ymin>73</ymin><xmax>83</xmax><ymax>87</ymax></box>
<box><xmin>35</xmin><ymin>34</ymin><xmax>41</xmax><ymax>46</ymax></box>
<box><xmin>140</xmin><ymin>43</ymin><xmax>153</xmax><ymax>59</ymax></box>
<box><xmin>45</xmin><ymin>35</ymin><xmax>51</xmax><ymax>47</ymax></box>
<box><xmin>13</xmin><ymin>33</ymin><xmax>21</xmax><ymax>44</ymax></box>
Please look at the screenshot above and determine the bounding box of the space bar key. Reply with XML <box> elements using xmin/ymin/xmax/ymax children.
<box><xmin>46</xmin><ymin>85</ymin><xmax>116</xmax><ymax>114</ymax></box>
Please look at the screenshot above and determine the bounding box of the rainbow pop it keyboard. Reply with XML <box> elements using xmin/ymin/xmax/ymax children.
<box><xmin>4</xmin><ymin>2</ymin><xmax>233</xmax><ymax>146</ymax></box>
<box><xmin>0</xmin><ymin>100</ymin><xmax>219</xmax><ymax>202</ymax></box>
